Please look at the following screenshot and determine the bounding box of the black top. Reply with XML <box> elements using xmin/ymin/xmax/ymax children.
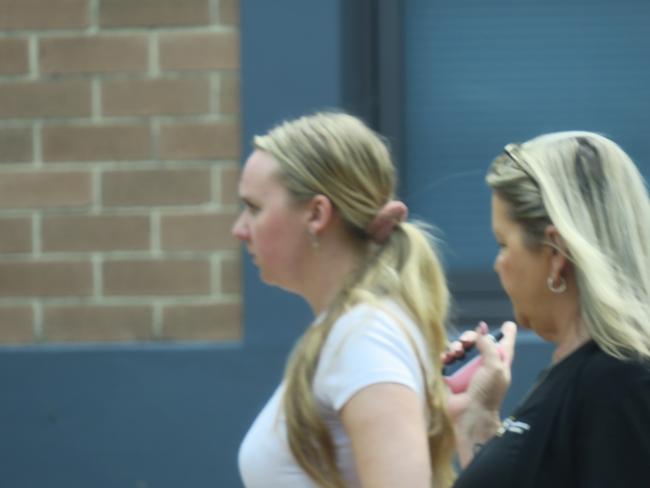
<box><xmin>453</xmin><ymin>341</ymin><xmax>650</xmax><ymax>488</ymax></box>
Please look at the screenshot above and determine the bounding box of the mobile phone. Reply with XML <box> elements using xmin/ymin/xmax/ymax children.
<box><xmin>442</xmin><ymin>330</ymin><xmax>504</xmax><ymax>394</ymax></box>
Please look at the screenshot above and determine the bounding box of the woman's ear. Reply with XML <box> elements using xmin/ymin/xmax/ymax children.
<box><xmin>307</xmin><ymin>194</ymin><xmax>334</xmax><ymax>235</ymax></box>
<box><xmin>544</xmin><ymin>224</ymin><xmax>570</xmax><ymax>275</ymax></box>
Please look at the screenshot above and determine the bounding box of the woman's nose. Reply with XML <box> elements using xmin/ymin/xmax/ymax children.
<box><xmin>232</xmin><ymin>214</ymin><xmax>249</xmax><ymax>241</ymax></box>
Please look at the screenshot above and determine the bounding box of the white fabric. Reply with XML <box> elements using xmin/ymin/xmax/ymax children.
<box><xmin>238</xmin><ymin>300</ymin><xmax>431</xmax><ymax>487</ymax></box>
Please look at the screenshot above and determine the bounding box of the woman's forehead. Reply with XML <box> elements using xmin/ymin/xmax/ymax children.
<box><xmin>239</xmin><ymin>150</ymin><xmax>284</xmax><ymax>196</ymax></box>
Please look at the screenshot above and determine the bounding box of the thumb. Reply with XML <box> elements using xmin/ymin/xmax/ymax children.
<box><xmin>474</xmin><ymin>321</ymin><xmax>501</xmax><ymax>367</ymax></box>
<box><xmin>499</xmin><ymin>321</ymin><xmax>518</xmax><ymax>366</ymax></box>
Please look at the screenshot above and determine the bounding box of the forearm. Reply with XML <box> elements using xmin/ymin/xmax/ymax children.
<box><xmin>454</xmin><ymin>407</ymin><xmax>501</xmax><ymax>468</ymax></box>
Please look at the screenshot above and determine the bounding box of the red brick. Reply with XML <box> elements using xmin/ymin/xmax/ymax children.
<box><xmin>0</xmin><ymin>171</ymin><xmax>91</xmax><ymax>209</ymax></box>
<box><xmin>100</xmin><ymin>0</ymin><xmax>209</xmax><ymax>28</ymax></box>
<box><xmin>102</xmin><ymin>169</ymin><xmax>212</xmax><ymax>207</ymax></box>
<box><xmin>0</xmin><ymin>38</ymin><xmax>28</xmax><ymax>75</ymax></box>
<box><xmin>220</xmin><ymin>72</ymin><xmax>239</xmax><ymax>114</ymax></box>
<box><xmin>161</xmin><ymin>302</ymin><xmax>241</xmax><ymax>341</ymax></box>
<box><xmin>0</xmin><ymin>0</ymin><xmax>89</xmax><ymax>30</ymax></box>
<box><xmin>40</xmin><ymin>35</ymin><xmax>147</xmax><ymax>75</ymax></box>
<box><xmin>0</xmin><ymin>127</ymin><xmax>32</xmax><ymax>163</ymax></box>
<box><xmin>42</xmin><ymin>215</ymin><xmax>150</xmax><ymax>252</ymax></box>
<box><xmin>43</xmin><ymin>305</ymin><xmax>153</xmax><ymax>342</ymax></box>
<box><xmin>42</xmin><ymin>124</ymin><xmax>150</xmax><ymax>162</ymax></box>
<box><xmin>220</xmin><ymin>256</ymin><xmax>241</xmax><ymax>295</ymax></box>
<box><xmin>103</xmin><ymin>259</ymin><xmax>211</xmax><ymax>296</ymax></box>
<box><xmin>0</xmin><ymin>217</ymin><xmax>32</xmax><ymax>253</ymax></box>
<box><xmin>0</xmin><ymin>81</ymin><xmax>91</xmax><ymax>118</ymax></box>
<box><xmin>161</xmin><ymin>212</ymin><xmax>238</xmax><ymax>251</ymax></box>
<box><xmin>0</xmin><ymin>261</ymin><xmax>92</xmax><ymax>297</ymax></box>
<box><xmin>0</xmin><ymin>306</ymin><xmax>34</xmax><ymax>344</ymax></box>
<box><xmin>160</xmin><ymin>121</ymin><xmax>239</xmax><ymax>160</ymax></box>
<box><xmin>219</xmin><ymin>163</ymin><xmax>239</xmax><ymax>205</ymax></box>
<box><xmin>102</xmin><ymin>78</ymin><xmax>210</xmax><ymax>117</ymax></box>
<box><xmin>219</xmin><ymin>0</ymin><xmax>239</xmax><ymax>26</ymax></box>
<box><xmin>159</xmin><ymin>32</ymin><xmax>239</xmax><ymax>71</ymax></box>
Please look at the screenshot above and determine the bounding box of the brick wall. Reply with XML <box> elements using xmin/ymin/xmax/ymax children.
<box><xmin>0</xmin><ymin>0</ymin><xmax>241</xmax><ymax>344</ymax></box>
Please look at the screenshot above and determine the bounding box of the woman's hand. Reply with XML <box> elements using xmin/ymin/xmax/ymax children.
<box><xmin>445</xmin><ymin>321</ymin><xmax>517</xmax><ymax>467</ymax></box>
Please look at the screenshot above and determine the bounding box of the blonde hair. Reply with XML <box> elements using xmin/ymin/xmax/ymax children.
<box><xmin>254</xmin><ymin>112</ymin><xmax>455</xmax><ymax>487</ymax></box>
<box><xmin>486</xmin><ymin>131</ymin><xmax>650</xmax><ymax>361</ymax></box>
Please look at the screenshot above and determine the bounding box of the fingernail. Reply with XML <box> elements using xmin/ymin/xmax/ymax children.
<box><xmin>477</xmin><ymin>321</ymin><xmax>489</xmax><ymax>334</ymax></box>
<box><xmin>460</xmin><ymin>338</ymin><xmax>474</xmax><ymax>349</ymax></box>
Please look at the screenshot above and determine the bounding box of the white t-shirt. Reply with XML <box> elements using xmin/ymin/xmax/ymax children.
<box><xmin>238</xmin><ymin>300</ymin><xmax>431</xmax><ymax>487</ymax></box>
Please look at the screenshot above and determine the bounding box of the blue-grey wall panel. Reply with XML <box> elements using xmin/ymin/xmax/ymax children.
<box><xmin>406</xmin><ymin>0</ymin><xmax>650</xmax><ymax>269</ymax></box>
<box><xmin>0</xmin><ymin>344</ymin><xmax>290</xmax><ymax>488</ymax></box>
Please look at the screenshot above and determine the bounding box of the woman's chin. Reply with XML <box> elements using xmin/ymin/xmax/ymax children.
<box><xmin>513</xmin><ymin>312</ymin><xmax>530</xmax><ymax>330</ymax></box>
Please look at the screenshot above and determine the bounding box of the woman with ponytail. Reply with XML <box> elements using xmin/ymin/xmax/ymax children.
<box><xmin>234</xmin><ymin>112</ymin><xmax>456</xmax><ymax>487</ymax></box>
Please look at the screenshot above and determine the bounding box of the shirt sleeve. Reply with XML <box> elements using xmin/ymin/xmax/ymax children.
<box><xmin>575</xmin><ymin>362</ymin><xmax>650</xmax><ymax>487</ymax></box>
<box><xmin>313</xmin><ymin>305</ymin><xmax>428</xmax><ymax>412</ymax></box>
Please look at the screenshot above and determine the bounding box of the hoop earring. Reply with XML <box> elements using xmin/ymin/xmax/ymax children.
<box><xmin>547</xmin><ymin>276</ymin><xmax>567</xmax><ymax>294</ymax></box>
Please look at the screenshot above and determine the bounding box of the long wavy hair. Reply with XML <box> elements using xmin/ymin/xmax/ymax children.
<box><xmin>486</xmin><ymin>131</ymin><xmax>650</xmax><ymax>361</ymax></box>
<box><xmin>254</xmin><ymin>112</ymin><xmax>456</xmax><ymax>487</ymax></box>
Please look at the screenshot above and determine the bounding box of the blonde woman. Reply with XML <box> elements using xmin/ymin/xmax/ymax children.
<box><xmin>234</xmin><ymin>112</ymin><xmax>455</xmax><ymax>487</ymax></box>
<box><xmin>451</xmin><ymin>132</ymin><xmax>650</xmax><ymax>487</ymax></box>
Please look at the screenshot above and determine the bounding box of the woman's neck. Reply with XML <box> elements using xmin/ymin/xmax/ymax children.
<box><xmin>303</xmin><ymin>242</ymin><xmax>364</xmax><ymax>316</ymax></box>
<box><xmin>552</xmin><ymin>319</ymin><xmax>590</xmax><ymax>363</ymax></box>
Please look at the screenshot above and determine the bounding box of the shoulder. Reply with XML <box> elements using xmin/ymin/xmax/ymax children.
<box><xmin>580</xmin><ymin>346</ymin><xmax>650</xmax><ymax>386</ymax></box>
<box><xmin>314</xmin><ymin>300</ymin><xmax>429</xmax><ymax>410</ymax></box>
<box><xmin>569</xmin><ymin>345</ymin><xmax>650</xmax><ymax>483</ymax></box>
<box><xmin>326</xmin><ymin>300</ymin><xmax>421</xmax><ymax>346</ymax></box>
<box><xmin>327</xmin><ymin>300</ymin><xmax>429</xmax><ymax>362</ymax></box>
<box><xmin>576</xmin><ymin>344</ymin><xmax>650</xmax><ymax>407</ymax></box>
